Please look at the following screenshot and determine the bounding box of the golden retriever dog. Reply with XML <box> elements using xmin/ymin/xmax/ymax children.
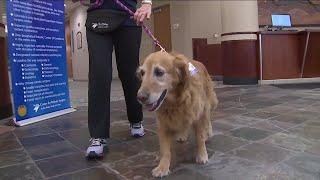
<box><xmin>136</xmin><ymin>51</ymin><xmax>218</xmax><ymax>177</ymax></box>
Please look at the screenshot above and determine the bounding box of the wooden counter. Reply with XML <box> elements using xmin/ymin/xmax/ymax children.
<box><xmin>259</xmin><ymin>30</ymin><xmax>320</xmax><ymax>80</ymax></box>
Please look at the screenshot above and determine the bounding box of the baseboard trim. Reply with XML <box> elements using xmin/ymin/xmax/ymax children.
<box><xmin>260</xmin><ymin>78</ymin><xmax>320</xmax><ymax>85</ymax></box>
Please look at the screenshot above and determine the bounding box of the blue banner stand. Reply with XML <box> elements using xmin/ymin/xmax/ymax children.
<box><xmin>6</xmin><ymin>0</ymin><xmax>75</xmax><ymax>126</ymax></box>
<box><xmin>14</xmin><ymin>108</ymin><xmax>75</xmax><ymax>127</ymax></box>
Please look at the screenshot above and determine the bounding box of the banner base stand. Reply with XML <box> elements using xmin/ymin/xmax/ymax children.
<box><xmin>14</xmin><ymin>108</ymin><xmax>76</xmax><ymax>127</ymax></box>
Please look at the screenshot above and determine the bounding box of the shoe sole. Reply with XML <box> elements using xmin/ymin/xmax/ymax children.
<box><xmin>86</xmin><ymin>151</ymin><xmax>103</xmax><ymax>160</ymax></box>
<box><xmin>132</xmin><ymin>133</ymin><xmax>145</xmax><ymax>138</ymax></box>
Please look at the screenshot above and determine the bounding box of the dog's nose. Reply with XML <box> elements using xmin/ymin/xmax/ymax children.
<box><xmin>137</xmin><ymin>91</ymin><xmax>149</xmax><ymax>103</ymax></box>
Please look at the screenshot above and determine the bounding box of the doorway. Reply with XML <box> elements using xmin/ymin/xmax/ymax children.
<box><xmin>153</xmin><ymin>4</ymin><xmax>172</xmax><ymax>52</ymax></box>
<box><xmin>65</xmin><ymin>20</ymin><xmax>73</xmax><ymax>79</ymax></box>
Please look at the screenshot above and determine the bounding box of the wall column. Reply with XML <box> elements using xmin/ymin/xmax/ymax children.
<box><xmin>0</xmin><ymin>9</ymin><xmax>13</xmax><ymax>119</ymax></box>
<box><xmin>221</xmin><ymin>0</ymin><xmax>259</xmax><ymax>85</ymax></box>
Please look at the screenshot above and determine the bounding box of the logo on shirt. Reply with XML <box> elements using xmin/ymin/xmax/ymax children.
<box><xmin>92</xmin><ymin>23</ymin><xmax>109</xmax><ymax>29</ymax></box>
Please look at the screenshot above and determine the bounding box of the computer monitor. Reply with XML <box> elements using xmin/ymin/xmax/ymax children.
<box><xmin>271</xmin><ymin>14</ymin><xmax>292</xmax><ymax>27</ymax></box>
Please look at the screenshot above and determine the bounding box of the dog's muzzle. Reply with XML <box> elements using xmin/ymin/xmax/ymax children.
<box><xmin>143</xmin><ymin>90</ymin><xmax>167</xmax><ymax>112</ymax></box>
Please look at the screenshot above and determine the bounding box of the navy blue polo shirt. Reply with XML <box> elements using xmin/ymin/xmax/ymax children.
<box><xmin>87</xmin><ymin>0</ymin><xmax>137</xmax><ymax>26</ymax></box>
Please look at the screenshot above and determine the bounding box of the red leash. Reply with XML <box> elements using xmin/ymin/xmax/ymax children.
<box><xmin>80</xmin><ymin>0</ymin><xmax>166</xmax><ymax>52</ymax></box>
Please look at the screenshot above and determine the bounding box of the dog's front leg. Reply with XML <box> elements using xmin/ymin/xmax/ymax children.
<box><xmin>194</xmin><ymin>122</ymin><xmax>209</xmax><ymax>164</ymax></box>
<box><xmin>152</xmin><ymin>126</ymin><xmax>172</xmax><ymax>178</ymax></box>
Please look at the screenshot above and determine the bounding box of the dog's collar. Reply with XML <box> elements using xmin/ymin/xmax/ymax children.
<box><xmin>188</xmin><ymin>62</ymin><xmax>198</xmax><ymax>76</ymax></box>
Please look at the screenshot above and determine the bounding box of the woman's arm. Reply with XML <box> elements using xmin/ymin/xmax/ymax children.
<box><xmin>134</xmin><ymin>0</ymin><xmax>152</xmax><ymax>25</ymax></box>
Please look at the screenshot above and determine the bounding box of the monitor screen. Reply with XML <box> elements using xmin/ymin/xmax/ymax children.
<box><xmin>271</xmin><ymin>14</ymin><xmax>292</xmax><ymax>27</ymax></box>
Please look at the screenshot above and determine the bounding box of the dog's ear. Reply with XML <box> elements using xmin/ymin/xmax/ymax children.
<box><xmin>173</xmin><ymin>56</ymin><xmax>189</xmax><ymax>88</ymax></box>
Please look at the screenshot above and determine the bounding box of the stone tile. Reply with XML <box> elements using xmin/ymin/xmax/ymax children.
<box><xmin>170</xmin><ymin>142</ymin><xmax>214</xmax><ymax>166</ymax></box>
<box><xmin>270</xmin><ymin>120</ymin><xmax>298</xmax><ymax>130</ymax></box>
<box><xmin>212</xmin><ymin>111</ymin><xmax>230</xmax><ymax>120</ymax></box>
<box><xmin>305</xmin><ymin>102</ymin><xmax>320</xmax><ymax>112</ymax></box>
<box><xmin>163</xmin><ymin>168</ymin><xmax>213</xmax><ymax>180</ymax></box>
<box><xmin>61</xmin><ymin>128</ymin><xmax>121</xmax><ymax>150</ymax></box>
<box><xmin>144</xmin><ymin>123</ymin><xmax>157</xmax><ymax>133</ymax></box>
<box><xmin>110</xmin><ymin>120</ymin><xmax>132</xmax><ymax>133</ymax></box>
<box><xmin>217</xmin><ymin>101</ymin><xmax>248</xmax><ymax>110</ymax></box>
<box><xmin>142</xmin><ymin>117</ymin><xmax>157</xmax><ymax>125</ymax></box>
<box><xmin>283</xmin><ymin>153</ymin><xmax>320</xmax><ymax>179</ymax></box>
<box><xmin>26</xmin><ymin>141</ymin><xmax>78</xmax><ymax>160</ymax></box>
<box><xmin>212</xmin><ymin>121</ymin><xmax>236</xmax><ymax>135</ymax></box>
<box><xmin>283</xmin><ymin>98</ymin><xmax>318</xmax><ymax>108</ymax></box>
<box><xmin>289</xmin><ymin>121</ymin><xmax>320</xmax><ymax>141</ymax></box>
<box><xmin>136</xmin><ymin>135</ymin><xmax>159</xmax><ymax>153</ymax></box>
<box><xmin>256</xmin><ymin>93</ymin><xmax>288</xmax><ymax>99</ymax></box>
<box><xmin>244</xmin><ymin>101</ymin><xmax>281</xmax><ymax>110</ymax></box>
<box><xmin>307</xmin><ymin>143</ymin><xmax>320</xmax><ymax>156</ymax></box>
<box><xmin>263</xmin><ymin>105</ymin><xmax>297</xmax><ymax>114</ymax></box>
<box><xmin>251</xmin><ymin>121</ymin><xmax>286</xmax><ymax>132</ymax></box>
<box><xmin>20</xmin><ymin>133</ymin><xmax>64</xmax><ymax>148</ymax></box>
<box><xmin>229</xmin><ymin>143</ymin><xmax>293</xmax><ymax>166</ymax></box>
<box><xmin>275</xmin><ymin>95</ymin><xmax>302</xmax><ymax>102</ymax></box>
<box><xmin>230</xmin><ymin>127</ymin><xmax>272</xmax><ymax>141</ymax></box>
<box><xmin>36</xmin><ymin>153</ymin><xmax>99</xmax><ymax>178</ymax></box>
<box><xmin>110</xmin><ymin>109</ymin><xmax>128</xmax><ymax>121</ymax></box>
<box><xmin>110</xmin><ymin>152</ymin><xmax>158</xmax><ymax>180</ymax></box>
<box><xmin>0</xmin><ymin>163</ymin><xmax>43</xmax><ymax>180</ymax></box>
<box><xmin>0</xmin><ymin>132</ymin><xmax>16</xmax><ymax>143</ymax></box>
<box><xmin>286</xmin><ymin>110</ymin><xmax>320</xmax><ymax>120</ymax></box>
<box><xmin>219</xmin><ymin>108</ymin><xmax>248</xmax><ymax>116</ymax></box>
<box><xmin>49</xmin><ymin>167</ymin><xmax>122</xmax><ymax>180</ymax></box>
<box><xmin>14</xmin><ymin>124</ymin><xmax>54</xmax><ymax>138</ymax></box>
<box><xmin>110</xmin><ymin>101</ymin><xmax>126</xmax><ymax>110</ymax></box>
<box><xmin>206</xmin><ymin>134</ymin><xmax>249</xmax><ymax>153</ymax></box>
<box><xmin>218</xmin><ymin>115</ymin><xmax>263</xmax><ymax>127</ymax></box>
<box><xmin>185</xmin><ymin>152</ymin><xmax>265</xmax><ymax>180</ymax></box>
<box><xmin>0</xmin><ymin>126</ymin><xmax>15</xmax><ymax>137</ymax></box>
<box><xmin>45</xmin><ymin>117</ymin><xmax>87</xmax><ymax>132</ymax></box>
<box><xmin>270</xmin><ymin>114</ymin><xmax>308</xmax><ymax>125</ymax></box>
<box><xmin>263</xmin><ymin>132</ymin><xmax>317</xmax><ymax>152</ymax></box>
<box><xmin>0</xmin><ymin>139</ymin><xmax>22</xmax><ymax>153</ymax></box>
<box><xmin>242</xmin><ymin>111</ymin><xmax>280</xmax><ymax>120</ymax></box>
<box><xmin>100</xmin><ymin>141</ymin><xmax>142</xmax><ymax>163</ymax></box>
<box><xmin>0</xmin><ymin>149</ymin><xmax>32</xmax><ymax>167</ymax></box>
<box><xmin>260</xmin><ymin>162</ymin><xmax>319</xmax><ymax>180</ymax></box>
<box><xmin>111</xmin><ymin>129</ymin><xmax>155</xmax><ymax>142</ymax></box>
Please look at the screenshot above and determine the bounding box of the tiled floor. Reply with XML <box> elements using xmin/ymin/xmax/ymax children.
<box><xmin>1</xmin><ymin>81</ymin><xmax>320</xmax><ymax>179</ymax></box>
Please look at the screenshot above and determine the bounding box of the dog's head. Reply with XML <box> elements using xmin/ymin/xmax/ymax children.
<box><xmin>136</xmin><ymin>51</ymin><xmax>189</xmax><ymax>112</ymax></box>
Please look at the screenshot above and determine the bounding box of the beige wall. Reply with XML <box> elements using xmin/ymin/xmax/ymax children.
<box><xmin>170</xmin><ymin>1</ymin><xmax>222</xmax><ymax>58</ymax></box>
<box><xmin>70</xmin><ymin>5</ymin><xmax>90</xmax><ymax>81</ymax></box>
<box><xmin>221</xmin><ymin>0</ymin><xmax>259</xmax><ymax>41</ymax></box>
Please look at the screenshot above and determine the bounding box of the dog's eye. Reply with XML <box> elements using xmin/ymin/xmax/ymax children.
<box><xmin>154</xmin><ymin>68</ymin><xmax>164</xmax><ymax>77</ymax></box>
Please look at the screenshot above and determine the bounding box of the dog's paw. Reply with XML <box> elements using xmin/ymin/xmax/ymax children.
<box><xmin>152</xmin><ymin>165</ymin><xmax>170</xmax><ymax>178</ymax></box>
<box><xmin>176</xmin><ymin>136</ymin><xmax>188</xmax><ymax>143</ymax></box>
<box><xmin>175</xmin><ymin>133</ymin><xmax>188</xmax><ymax>143</ymax></box>
<box><xmin>196</xmin><ymin>151</ymin><xmax>209</xmax><ymax>164</ymax></box>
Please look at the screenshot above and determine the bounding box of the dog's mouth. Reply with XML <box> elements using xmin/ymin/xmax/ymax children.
<box><xmin>145</xmin><ymin>90</ymin><xmax>167</xmax><ymax>112</ymax></box>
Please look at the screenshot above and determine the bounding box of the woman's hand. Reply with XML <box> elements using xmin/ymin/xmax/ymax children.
<box><xmin>134</xmin><ymin>3</ymin><xmax>152</xmax><ymax>25</ymax></box>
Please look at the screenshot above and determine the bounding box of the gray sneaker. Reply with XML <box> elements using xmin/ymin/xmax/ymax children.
<box><xmin>86</xmin><ymin>138</ymin><xmax>107</xmax><ymax>159</ymax></box>
<box><xmin>130</xmin><ymin>122</ymin><xmax>145</xmax><ymax>137</ymax></box>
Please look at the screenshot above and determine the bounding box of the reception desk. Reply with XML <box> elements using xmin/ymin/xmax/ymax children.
<box><xmin>259</xmin><ymin>30</ymin><xmax>320</xmax><ymax>82</ymax></box>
